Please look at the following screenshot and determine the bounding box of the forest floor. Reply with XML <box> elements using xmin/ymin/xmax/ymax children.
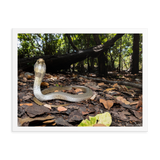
<box><xmin>18</xmin><ymin>70</ymin><xmax>142</xmax><ymax>127</ymax></box>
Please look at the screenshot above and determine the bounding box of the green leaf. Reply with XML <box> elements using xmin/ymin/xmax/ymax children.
<box><xmin>78</xmin><ymin>112</ymin><xmax>112</xmax><ymax>127</ymax></box>
<box><xmin>95</xmin><ymin>112</ymin><xmax>112</xmax><ymax>126</ymax></box>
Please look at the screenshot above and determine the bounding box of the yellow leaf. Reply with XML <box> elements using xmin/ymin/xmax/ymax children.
<box><xmin>103</xmin><ymin>88</ymin><xmax>115</xmax><ymax>92</ymax></box>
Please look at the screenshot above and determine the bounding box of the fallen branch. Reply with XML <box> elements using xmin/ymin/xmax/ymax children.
<box><xmin>79</xmin><ymin>75</ymin><xmax>142</xmax><ymax>89</ymax></box>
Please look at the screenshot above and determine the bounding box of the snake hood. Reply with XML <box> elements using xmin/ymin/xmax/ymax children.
<box><xmin>33</xmin><ymin>58</ymin><xmax>93</xmax><ymax>102</ymax></box>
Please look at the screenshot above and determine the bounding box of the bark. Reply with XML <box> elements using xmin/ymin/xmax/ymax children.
<box><xmin>18</xmin><ymin>34</ymin><xmax>124</xmax><ymax>72</ymax></box>
<box><xmin>131</xmin><ymin>34</ymin><xmax>140</xmax><ymax>74</ymax></box>
<box><xmin>93</xmin><ymin>34</ymin><xmax>106</xmax><ymax>76</ymax></box>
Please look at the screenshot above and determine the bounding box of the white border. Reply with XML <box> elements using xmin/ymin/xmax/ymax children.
<box><xmin>12</xmin><ymin>28</ymin><xmax>147</xmax><ymax>131</ymax></box>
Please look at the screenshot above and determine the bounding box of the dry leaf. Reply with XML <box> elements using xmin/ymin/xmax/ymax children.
<box><xmin>74</xmin><ymin>88</ymin><xmax>82</xmax><ymax>93</ymax></box>
<box><xmin>26</xmin><ymin>75</ymin><xmax>33</xmax><ymax>79</ymax></box>
<box><xmin>43</xmin><ymin>119</ymin><xmax>55</xmax><ymax>124</ymax></box>
<box><xmin>105</xmin><ymin>94</ymin><xmax>114</xmax><ymax>99</ymax></box>
<box><xmin>19</xmin><ymin>103</ymin><xmax>33</xmax><ymax>106</ymax></box>
<box><xmin>93</xmin><ymin>124</ymin><xmax>106</xmax><ymax>127</ymax></box>
<box><xmin>99</xmin><ymin>99</ymin><xmax>114</xmax><ymax>110</ymax></box>
<box><xmin>44</xmin><ymin>104</ymin><xmax>52</xmax><ymax>110</ymax></box>
<box><xmin>98</xmin><ymin>82</ymin><xmax>105</xmax><ymax>86</ymax></box>
<box><xmin>113</xmin><ymin>83</ymin><xmax>118</xmax><ymax>88</ymax></box>
<box><xmin>103</xmin><ymin>88</ymin><xmax>115</xmax><ymax>92</ymax></box>
<box><xmin>18</xmin><ymin>82</ymin><xmax>26</xmax><ymax>86</ymax></box>
<box><xmin>22</xmin><ymin>95</ymin><xmax>32</xmax><ymax>100</ymax></box>
<box><xmin>136</xmin><ymin>95</ymin><xmax>142</xmax><ymax>109</ymax></box>
<box><xmin>130</xmin><ymin>101</ymin><xmax>138</xmax><ymax>105</ymax></box>
<box><xmin>41</xmin><ymin>82</ymin><xmax>49</xmax><ymax>87</ymax></box>
<box><xmin>23</xmin><ymin>77</ymin><xmax>27</xmax><ymax>82</ymax></box>
<box><xmin>18</xmin><ymin>115</ymin><xmax>54</xmax><ymax>126</ymax></box>
<box><xmin>90</xmin><ymin>92</ymin><xmax>97</xmax><ymax>100</ymax></box>
<box><xmin>57</xmin><ymin>106</ymin><xmax>67</xmax><ymax>112</ymax></box>
<box><xmin>116</xmin><ymin>96</ymin><xmax>130</xmax><ymax>105</ymax></box>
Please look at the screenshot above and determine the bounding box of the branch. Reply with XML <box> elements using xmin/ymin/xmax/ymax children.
<box><xmin>66</xmin><ymin>34</ymin><xmax>79</xmax><ymax>51</ymax></box>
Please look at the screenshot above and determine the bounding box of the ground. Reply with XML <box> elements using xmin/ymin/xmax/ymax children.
<box><xmin>18</xmin><ymin>70</ymin><xmax>142</xmax><ymax>127</ymax></box>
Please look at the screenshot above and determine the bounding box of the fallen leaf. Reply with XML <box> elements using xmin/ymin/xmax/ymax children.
<box><xmin>103</xmin><ymin>88</ymin><xmax>115</xmax><ymax>92</ymax></box>
<box><xmin>99</xmin><ymin>99</ymin><xmax>114</xmax><ymax>110</ymax></box>
<box><xmin>120</xmin><ymin>85</ymin><xmax>128</xmax><ymax>91</ymax></box>
<box><xmin>23</xmin><ymin>77</ymin><xmax>27</xmax><ymax>82</ymax></box>
<box><xmin>130</xmin><ymin>101</ymin><xmax>138</xmax><ymax>105</ymax></box>
<box><xmin>19</xmin><ymin>103</ymin><xmax>33</xmax><ymax>106</ymax></box>
<box><xmin>57</xmin><ymin>106</ymin><xmax>67</xmax><ymax>112</ymax></box>
<box><xmin>26</xmin><ymin>75</ymin><xmax>33</xmax><ymax>79</ymax></box>
<box><xmin>90</xmin><ymin>91</ymin><xmax>97</xmax><ymax>100</ymax></box>
<box><xmin>52</xmin><ymin>122</ymin><xmax>56</xmax><ymax>126</ymax></box>
<box><xmin>18</xmin><ymin>115</ymin><xmax>54</xmax><ymax>126</ymax></box>
<box><xmin>43</xmin><ymin>119</ymin><xmax>55</xmax><ymax>124</ymax></box>
<box><xmin>44</xmin><ymin>104</ymin><xmax>52</xmax><ymax>110</ymax></box>
<box><xmin>78</xmin><ymin>112</ymin><xmax>112</xmax><ymax>127</ymax></box>
<box><xmin>136</xmin><ymin>96</ymin><xmax>142</xmax><ymax>109</ymax></box>
<box><xmin>98</xmin><ymin>82</ymin><xmax>105</xmax><ymax>86</ymax></box>
<box><xmin>41</xmin><ymin>82</ymin><xmax>49</xmax><ymax>87</ymax></box>
<box><xmin>118</xmin><ymin>112</ymin><xmax>128</xmax><ymax>121</ymax></box>
<box><xmin>113</xmin><ymin>83</ymin><xmax>119</xmax><ymax>88</ymax></box>
<box><xmin>137</xmin><ymin>107</ymin><xmax>142</xmax><ymax>113</ymax></box>
<box><xmin>18</xmin><ymin>82</ymin><xmax>26</xmax><ymax>86</ymax></box>
<box><xmin>116</xmin><ymin>96</ymin><xmax>130</xmax><ymax>105</ymax></box>
<box><xmin>132</xmin><ymin>110</ymin><xmax>142</xmax><ymax>119</ymax></box>
<box><xmin>108</xmin><ymin>91</ymin><xmax>121</xmax><ymax>96</ymax></box>
<box><xmin>93</xmin><ymin>124</ymin><xmax>106</xmax><ymax>127</ymax></box>
<box><xmin>74</xmin><ymin>88</ymin><xmax>82</xmax><ymax>93</ymax></box>
<box><xmin>22</xmin><ymin>95</ymin><xmax>32</xmax><ymax>100</ymax></box>
<box><xmin>105</xmin><ymin>94</ymin><xmax>114</xmax><ymax>99</ymax></box>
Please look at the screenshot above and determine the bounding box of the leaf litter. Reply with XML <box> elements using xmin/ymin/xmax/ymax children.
<box><xmin>18</xmin><ymin>70</ymin><xmax>142</xmax><ymax>127</ymax></box>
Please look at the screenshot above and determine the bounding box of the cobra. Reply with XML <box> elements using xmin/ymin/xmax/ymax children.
<box><xmin>33</xmin><ymin>58</ymin><xmax>93</xmax><ymax>105</ymax></box>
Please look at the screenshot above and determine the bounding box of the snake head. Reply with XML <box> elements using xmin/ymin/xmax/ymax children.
<box><xmin>34</xmin><ymin>58</ymin><xmax>46</xmax><ymax>76</ymax></box>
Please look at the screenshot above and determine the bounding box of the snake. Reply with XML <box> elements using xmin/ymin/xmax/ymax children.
<box><xmin>33</xmin><ymin>58</ymin><xmax>93</xmax><ymax>106</ymax></box>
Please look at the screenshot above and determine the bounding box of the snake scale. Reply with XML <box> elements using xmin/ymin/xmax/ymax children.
<box><xmin>33</xmin><ymin>58</ymin><xmax>93</xmax><ymax>106</ymax></box>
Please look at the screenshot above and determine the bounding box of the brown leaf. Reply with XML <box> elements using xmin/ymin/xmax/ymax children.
<box><xmin>90</xmin><ymin>91</ymin><xmax>97</xmax><ymax>100</ymax></box>
<box><xmin>113</xmin><ymin>83</ymin><xmax>119</xmax><ymax>88</ymax></box>
<box><xmin>99</xmin><ymin>99</ymin><xmax>114</xmax><ymax>110</ymax></box>
<box><xmin>104</xmin><ymin>88</ymin><xmax>115</xmax><ymax>92</ymax></box>
<box><xmin>19</xmin><ymin>103</ymin><xmax>33</xmax><ymax>106</ymax></box>
<box><xmin>105</xmin><ymin>94</ymin><xmax>114</xmax><ymax>99</ymax></box>
<box><xmin>135</xmin><ymin>96</ymin><xmax>142</xmax><ymax>109</ymax></box>
<box><xmin>93</xmin><ymin>124</ymin><xmax>106</xmax><ymax>127</ymax></box>
<box><xmin>43</xmin><ymin>119</ymin><xmax>55</xmax><ymax>124</ymax></box>
<box><xmin>44</xmin><ymin>104</ymin><xmax>52</xmax><ymax>110</ymax></box>
<box><xmin>132</xmin><ymin>110</ymin><xmax>142</xmax><ymax>119</ymax></box>
<box><xmin>130</xmin><ymin>101</ymin><xmax>138</xmax><ymax>105</ymax></box>
<box><xmin>98</xmin><ymin>82</ymin><xmax>105</xmax><ymax>86</ymax></box>
<box><xmin>18</xmin><ymin>115</ymin><xmax>54</xmax><ymax>126</ymax></box>
<box><xmin>57</xmin><ymin>106</ymin><xmax>67</xmax><ymax>112</ymax></box>
<box><xmin>26</xmin><ymin>75</ymin><xmax>33</xmax><ymax>79</ymax></box>
<box><xmin>116</xmin><ymin>96</ymin><xmax>130</xmax><ymax>105</ymax></box>
<box><xmin>74</xmin><ymin>88</ymin><xmax>82</xmax><ymax>93</ymax></box>
<box><xmin>22</xmin><ymin>95</ymin><xmax>32</xmax><ymax>100</ymax></box>
<box><xmin>41</xmin><ymin>82</ymin><xmax>49</xmax><ymax>87</ymax></box>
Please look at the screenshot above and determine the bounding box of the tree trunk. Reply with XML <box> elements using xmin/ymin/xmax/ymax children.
<box><xmin>18</xmin><ymin>34</ymin><xmax>124</xmax><ymax>72</ymax></box>
<box><xmin>118</xmin><ymin>38</ymin><xmax>122</xmax><ymax>73</ymax></box>
<box><xmin>93</xmin><ymin>34</ymin><xmax>106</xmax><ymax>76</ymax></box>
<box><xmin>131</xmin><ymin>34</ymin><xmax>139</xmax><ymax>74</ymax></box>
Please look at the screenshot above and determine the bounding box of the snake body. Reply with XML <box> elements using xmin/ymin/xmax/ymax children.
<box><xmin>33</xmin><ymin>58</ymin><xmax>93</xmax><ymax>104</ymax></box>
